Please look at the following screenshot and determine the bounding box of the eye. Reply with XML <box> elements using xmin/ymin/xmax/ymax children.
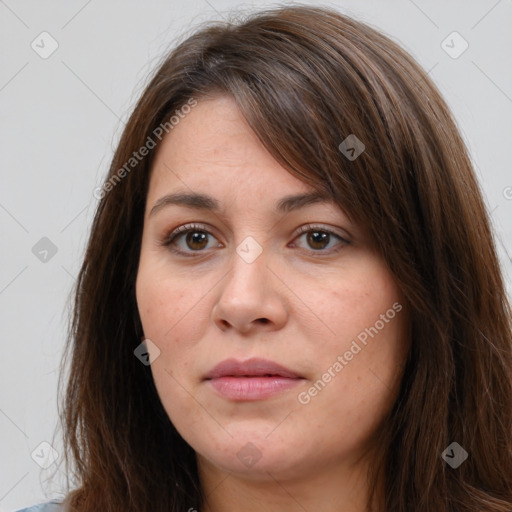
<box><xmin>161</xmin><ymin>223</ymin><xmax>350</xmax><ymax>257</ymax></box>
<box><xmin>162</xmin><ymin>223</ymin><xmax>222</xmax><ymax>256</ymax></box>
<box><xmin>290</xmin><ymin>224</ymin><xmax>349</xmax><ymax>254</ymax></box>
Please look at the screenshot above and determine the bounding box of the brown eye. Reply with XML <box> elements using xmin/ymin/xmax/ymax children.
<box><xmin>306</xmin><ymin>230</ymin><xmax>330</xmax><ymax>250</ymax></box>
<box><xmin>163</xmin><ymin>223</ymin><xmax>221</xmax><ymax>256</ymax></box>
<box><xmin>291</xmin><ymin>225</ymin><xmax>349</xmax><ymax>254</ymax></box>
<box><xmin>183</xmin><ymin>231</ymin><xmax>209</xmax><ymax>250</ymax></box>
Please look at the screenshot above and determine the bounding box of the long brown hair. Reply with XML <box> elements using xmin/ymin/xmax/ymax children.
<box><xmin>55</xmin><ymin>4</ymin><xmax>512</xmax><ymax>511</ymax></box>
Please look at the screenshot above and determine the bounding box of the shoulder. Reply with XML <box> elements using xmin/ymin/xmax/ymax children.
<box><xmin>14</xmin><ymin>500</ymin><xmax>63</xmax><ymax>512</ymax></box>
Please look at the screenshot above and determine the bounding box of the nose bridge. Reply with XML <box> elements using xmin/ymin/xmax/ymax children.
<box><xmin>223</xmin><ymin>238</ymin><xmax>269</xmax><ymax>300</ymax></box>
<box><xmin>213</xmin><ymin>237</ymin><xmax>288</xmax><ymax>332</ymax></box>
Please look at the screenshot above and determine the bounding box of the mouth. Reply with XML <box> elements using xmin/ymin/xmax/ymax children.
<box><xmin>204</xmin><ymin>357</ymin><xmax>304</xmax><ymax>401</ymax></box>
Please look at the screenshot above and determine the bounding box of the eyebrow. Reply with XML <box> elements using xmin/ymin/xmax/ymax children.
<box><xmin>149</xmin><ymin>191</ymin><xmax>332</xmax><ymax>218</ymax></box>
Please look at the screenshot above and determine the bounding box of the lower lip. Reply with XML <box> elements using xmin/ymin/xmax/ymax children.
<box><xmin>207</xmin><ymin>376</ymin><xmax>303</xmax><ymax>401</ymax></box>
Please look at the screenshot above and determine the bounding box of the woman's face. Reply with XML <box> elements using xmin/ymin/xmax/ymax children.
<box><xmin>136</xmin><ymin>95</ymin><xmax>410</xmax><ymax>483</ymax></box>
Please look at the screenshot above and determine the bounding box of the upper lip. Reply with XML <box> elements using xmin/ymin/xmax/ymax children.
<box><xmin>204</xmin><ymin>358</ymin><xmax>302</xmax><ymax>379</ymax></box>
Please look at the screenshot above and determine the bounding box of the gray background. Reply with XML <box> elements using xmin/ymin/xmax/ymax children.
<box><xmin>1</xmin><ymin>0</ymin><xmax>511</xmax><ymax>510</ymax></box>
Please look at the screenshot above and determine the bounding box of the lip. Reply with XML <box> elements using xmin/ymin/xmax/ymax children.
<box><xmin>204</xmin><ymin>358</ymin><xmax>304</xmax><ymax>401</ymax></box>
<box><xmin>205</xmin><ymin>357</ymin><xmax>301</xmax><ymax>379</ymax></box>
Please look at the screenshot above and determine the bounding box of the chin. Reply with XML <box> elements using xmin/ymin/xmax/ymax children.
<box><xmin>195</xmin><ymin>428</ymin><xmax>312</xmax><ymax>480</ymax></box>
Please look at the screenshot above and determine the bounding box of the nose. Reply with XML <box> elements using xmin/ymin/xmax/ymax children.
<box><xmin>211</xmin><ymin>247</ymin><xmax>288</xmax><ymax>334</ymax></box>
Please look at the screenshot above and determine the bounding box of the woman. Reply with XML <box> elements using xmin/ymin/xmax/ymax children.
<box><xmin>19</xmin><ymin>4</ymin><xmax>512</xmax><ymax>512</ymax></box>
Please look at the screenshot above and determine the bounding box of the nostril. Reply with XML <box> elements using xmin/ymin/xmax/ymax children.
<box><xmin>258</xmin><ymin>318</ymin><xmax>269</xmax><ymax>324</ymax></box>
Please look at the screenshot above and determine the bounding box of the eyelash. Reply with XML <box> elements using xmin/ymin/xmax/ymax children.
<box><xmin>160</xmin><ymin>223</ymin><xmax>350</xmax><ymax>257</ymax></box>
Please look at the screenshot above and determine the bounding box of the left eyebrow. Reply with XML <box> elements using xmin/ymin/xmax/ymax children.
<box><xmin>148</xmin><ymin>191</ymin><xmax>332</xmax><ymax>218</ymax></box>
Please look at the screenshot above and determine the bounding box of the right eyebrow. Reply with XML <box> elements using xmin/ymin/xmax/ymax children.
<box><xmin>149</xmin><ymin>192</ymin><xmax>219</xmax><ymax>217</ymax></box>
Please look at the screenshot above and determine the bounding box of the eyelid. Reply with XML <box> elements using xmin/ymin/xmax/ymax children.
<box><xmin>161</xmin><ymin>222</ymin><xmax>216</xmax><ymax>245</ymax></box>
<box><xmin>294</xmin><ymin>223</ymin><xmax>350</xmax><ymax>241</ymax></box>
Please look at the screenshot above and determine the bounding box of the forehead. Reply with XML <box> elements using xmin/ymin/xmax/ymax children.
<box><xmin>144</xmin><ymin>96</ymin><xmax>368</xmax><ymax>243</ymax></box>
<box><xmin>147</xmin><ymin>95</ymin><xmax>324</xmax><ymax>204</ymax></box>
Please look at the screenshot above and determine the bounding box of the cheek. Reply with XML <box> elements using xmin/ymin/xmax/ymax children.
<box><xmin>135</xmin><ymin>265</ymin><xmax>220</xmax><ymax>390</ymax></box>
<box><xmin>135</xmin><ymin>271</ymin><xmax>204</xmax><ymax>422</ymax></box>
<box><xmin>317</xmin><ymin>264</ymin><xmax>402</xmax><ymax>340</ymax></box>
<box><xmin>307</xmin><ymin>262</ymin><xmax>407</xmax><ymax>395</ymax></box>
<box><xmin>137</xmin><ymin>266</ymin><xmax>199</xmax><ymax>342</ymax></box>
